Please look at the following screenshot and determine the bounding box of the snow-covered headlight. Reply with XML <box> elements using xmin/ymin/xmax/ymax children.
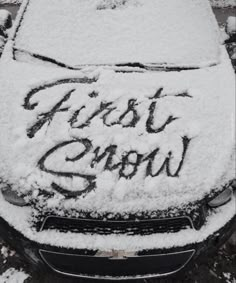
<box><xmin>1</xmin><ymin>186</ymin><xmax>27</xmax><ymax>207</ymax></box>
<box><xmin>208</xmin><ymin>187</ymin><xmax>233</xmax><ymax>208</ymax></box>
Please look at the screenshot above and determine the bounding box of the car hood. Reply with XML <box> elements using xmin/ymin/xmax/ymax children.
<box><xmin>0</xmin><ymin>47</ymin><xmax>235</xmax><ymax>214</ymax></box>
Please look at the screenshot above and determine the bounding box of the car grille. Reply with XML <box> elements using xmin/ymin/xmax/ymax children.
<box><xmin>39</xmin><ymin>249</ymin><xmax>195</xmax><ymax>279</ymax></box>
<box><xmin>40</xmin><ymin>216</ymin><xmax>193</xmax><ymax>235</ymax></box>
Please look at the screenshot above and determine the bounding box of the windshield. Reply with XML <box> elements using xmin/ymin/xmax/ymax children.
<box><xmin>13</xmin><ymin>0</ymin><xmax>220</xmax><ymax>69</ymax></box>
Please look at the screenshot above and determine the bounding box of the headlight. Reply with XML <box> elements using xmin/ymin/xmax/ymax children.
<box><xmin>1</xmin><ymin>186</ymin><xmax>27</xmax><ymax>207</ymax></box>
<box><xmin>208</xmin><ymin>187</ymin><xmax>233</xmax><ymax>208</ymax></box>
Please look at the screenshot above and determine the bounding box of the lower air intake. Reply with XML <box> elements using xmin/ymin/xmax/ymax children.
<box><xmin>39</xmin><ymin>249</ymin><xmax>195</xmax><ymax>279</ymax></box>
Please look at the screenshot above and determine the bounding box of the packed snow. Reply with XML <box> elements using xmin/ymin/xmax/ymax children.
<box><xmin>0</xmin><ymin>0</ymin><xmax>235</xmax><ymax>216</ymax></box>
<box><xmin>0</xmin><ymin>268</ymin><xmax>29</xmax><ymax>283</ymax></box>
<box><xmin>14</xmin><ymin>0</ymin><xmax>220</xmax><ymax>68</ymax></box>
<box><xmin>226</xmin><ymin>16</ymin><xmax>236</xmax><ymax>33</ymax></box>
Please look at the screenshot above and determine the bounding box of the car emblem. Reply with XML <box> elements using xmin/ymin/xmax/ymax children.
<box><xmin>95</xmin><ymin>250</ymin><xmax>137</xmax><ymax>260</ymax></box>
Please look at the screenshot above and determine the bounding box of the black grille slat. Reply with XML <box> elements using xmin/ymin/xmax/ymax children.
<box><xmin>41</xmin><ymin>216</ymin><xmax>193</xmax><ymax>235</ymax></box>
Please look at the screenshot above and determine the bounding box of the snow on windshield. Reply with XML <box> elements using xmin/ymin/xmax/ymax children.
<box><xmin>14</xmin><ymin>0</ymin><xmax>220</xmax><ymax>68</ymax></box>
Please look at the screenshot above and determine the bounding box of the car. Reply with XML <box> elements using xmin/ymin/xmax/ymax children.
<box><xmin>0</xmin><ymin>0</ymin><xmax>235</xmax><ymax>280</ymax></box>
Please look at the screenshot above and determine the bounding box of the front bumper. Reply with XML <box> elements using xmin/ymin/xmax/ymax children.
<box><xmin>0</xmin><ymin>209</ymin><xmax>235</xmax><ymax>280</ymax></box>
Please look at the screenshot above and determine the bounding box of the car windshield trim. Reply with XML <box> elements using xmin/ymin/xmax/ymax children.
<box><xmin>13</xmin><ymin>47</ymin><xmax>213</xmax><ymax>72</ymax></box>
<box><xmin>12</xmin><ymin>0</ymin><xmax>220</xmax><ymax>69</ymax></box>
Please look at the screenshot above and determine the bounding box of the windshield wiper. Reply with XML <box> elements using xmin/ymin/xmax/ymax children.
<box><xmin>116</xmin><ymin>62</ymin><xmax>147</xmax><ymax>69</ymax></box>
<box><xmin>115</xmin><ymin>62</ymin><xmax>200</xmax><ymax>71</ymax></box>
<box><xmin>13</xmin><ymin>48</ymin><xmax>201</xmax><ymax>72</ymax></box>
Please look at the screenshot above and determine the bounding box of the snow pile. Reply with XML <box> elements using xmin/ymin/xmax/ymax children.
<box><xmin>219</xmin><ymin>27</ymin><xmax>229</xmax><ymax>43</ymax></box>
<box><xmin>0</xmin><ymin>10</ymin><xmax>10</xmax><ymax>28</ymax></box>
<box><xmin>226</xmin><ymin>16</ymin><xmax>236</xmax><ymax>34</ymax></box>
<box><xmin>14</xmin><ymin>0</ymin><xmax>220</xmax><ymax>68</ymax></box>
<box><xmin>0</xmin><ymin>0</ymin><xmax>234</xmax><ymax>230</ymax></box>
<box><xmin>0</xmin><ymin>268</ymin><xmax>29</xmax><ymax>283</ymax></box>
<box><xmin>231</xmin><ymin>48</ymin><xmax>236</xmax><ymax>60</ymax></box>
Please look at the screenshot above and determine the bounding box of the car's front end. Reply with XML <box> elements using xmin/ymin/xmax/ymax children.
<box><xmin>0</xmin><ymin>0</ymin><xmax>235</xmax><ymax>280</ymax></box>
<box><xmin>0</xmin><ymin>181</ymin><xmax>235</xmax><ymax>279</ymax></box>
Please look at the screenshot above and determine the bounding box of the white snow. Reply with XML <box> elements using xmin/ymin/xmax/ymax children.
<box><xmin>0</xmin><ymin>191</ymin><xmax>235</xmax><ymax>251</ymax></box>
<box><xmin>226</xmin><ymin>16</ymin><xmax>236</xmax><ymax>34</ymax></box>
<box><xmin>0</xmin><ymin>269</ymin><xmax>29</xmax><ymax>283</ymax></box>
<box><xmin>0</xmin><ymin>0</ymin><xmax>235</xmax><ymax>251</ymax></box>
<box><xmin>0</xmin><ymin>43</ymin><xmax>235</xmax><ymax>214</ymax></box>
<box><xmin>0</xmin><ymin>246</ymin><xmax>15</xmax><ymax>260</ymax></box>
<box><xmin>14</xmin><ymin>0</ymin><xmax>221</xmax><ymax>68</ymax></box>
<box><xmin>0</xmin><ymin>10</ymin><xmax>10</xmax><ymax>28</ymax></box>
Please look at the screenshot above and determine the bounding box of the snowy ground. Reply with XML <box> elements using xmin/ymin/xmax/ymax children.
<box><xmin>0</xmin><ymin>240</ymin><xmax>29</xmax><ymax>283</ymax></box>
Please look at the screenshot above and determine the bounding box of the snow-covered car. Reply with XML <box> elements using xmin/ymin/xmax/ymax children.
<box><xmin>0</xmin><ymin>0</ymin><xmax>235</xmax><ymax>280</ymax></box>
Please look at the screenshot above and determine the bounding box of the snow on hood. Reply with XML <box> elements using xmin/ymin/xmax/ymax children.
<box><xmin>13</xmin><ymin>0</ymin><xmax>220</xmax><ymax>68</ymax></box>
<box><xmin>0</xmin><ymin>190</ymin><xmax>235</xmax><ymax>250</ymax></box>
<box><xmin>0</xmin><ymin>46</ymin><xmax>235</xmax><ymax>214</ymax></box>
